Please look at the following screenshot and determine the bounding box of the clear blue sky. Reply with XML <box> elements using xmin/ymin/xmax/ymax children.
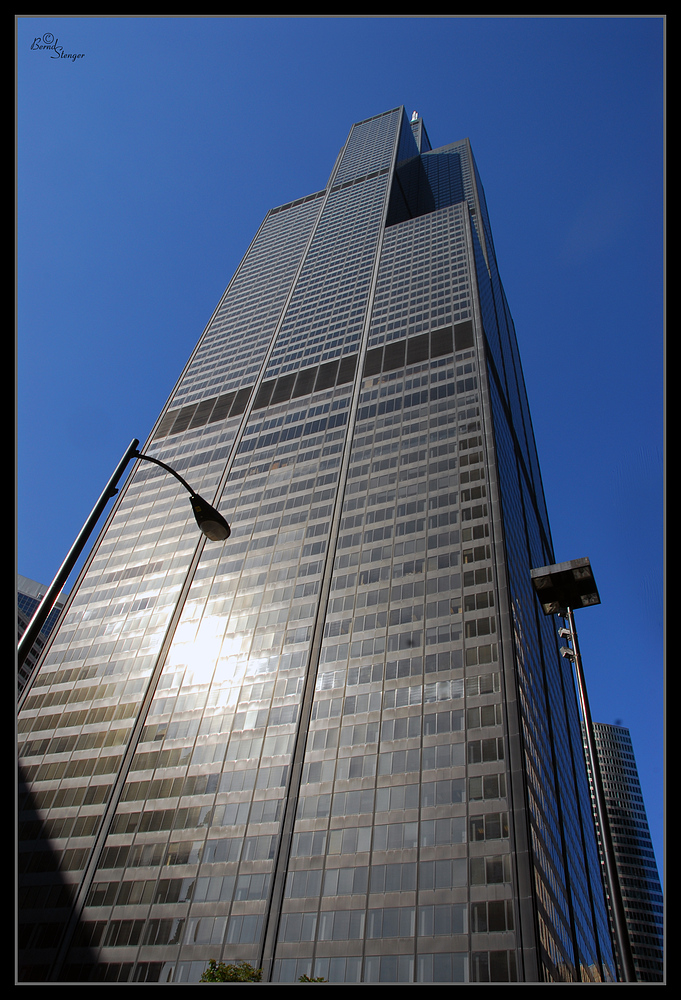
<box><xmin>17</xmin><ymin>17</ymin><xmax>664</xmax><ymax>873</ymax></box>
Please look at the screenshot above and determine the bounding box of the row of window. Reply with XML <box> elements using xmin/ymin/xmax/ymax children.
<box><xmin>310</xmin><ymin>685</ymin><xmax>502</xmax><ymax>722</ymax></box>
<box><xmin>54</xmin><ymin>949</ymin><xmax>518</xmax><ymax>985</ymax></box>
<box><xmin>77</xmin><ymin>904</ymin><xmax>510</xmax><ymax>953</ymax></box>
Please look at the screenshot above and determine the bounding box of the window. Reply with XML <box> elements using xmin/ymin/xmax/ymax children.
<box><xmin>470</xmin><ymin>900</ymin><xmax>514</xmax><ymax>933</ymax></box>
<box><xmin>278</xmin><ymin>912</ymin><xmax>317</xmax><ymax>942</ymax></box>
<box><xmin>323</xmin><ymin>867</ymin><xmax>368</xmax><ymax>896</ymax></box>
<box><xmin>469</xmin><ymin>773</ymin><xmax>506</xmax><ymax>800</ymax></box>
<box><xmin>467</xmin><ymin>704</ymin><xmax>503</xmax><ymax>730</ymax></box>
<box><xmin>369</xmin><ymin>862</ymin><xmax>417</xmax><ymax>893</ymax></box>
<box><xmin>367</xmin><ymin>906</ymin><xmax>415</xmax><ymax>938</ymax></box>
<box><xmin>471</xmin><ymin>950</ymin><xmax>517</xmax><ymax>982</ymax></box>
<box><xmin>468</xmin><ymin>737</ymin><xmax>504</xmax><ymax>763</ymax></box>
<box><xmin>317</xmin><ymin>909</ymin><xmax>365</xmax><ymax>940</ymax></box>
<box><xmin>470</xmin><ymin>855</ymin><xmax>512</xmax><ymax>885</ymax></box>
<box><xmin>469</xmin><ymin>812</ymin><xmax>509</xmax><ymax>841</ymax></box>
<box><xmin>418</xmin><ymin>903</ymin><xmax>467</xmax><ymax>935</ymax></box>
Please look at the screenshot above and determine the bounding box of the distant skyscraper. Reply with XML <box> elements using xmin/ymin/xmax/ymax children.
<box><xmin>19</xmin><ymin>107</ymin><xmax>616</xmax><ymax>983</ymax></box>
<box><xmin>17</xmin><ymin>575</ymin><xmax>67</xmax><ymax>692</ymax></box>
<box><xmin>584</xmin><ymin>723</ymin><xmax>663</xmax><ymax>981</ymax></box>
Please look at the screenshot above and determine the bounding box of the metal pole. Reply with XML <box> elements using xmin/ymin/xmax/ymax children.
<box><xmin>17</xmin><ymin>438</ymin><xmax>140</xmax><ymax>672</ymax></box>
<box><xmin>566</xmin><ymin>606</ymin><xmax>636</xmax><ymax>982</ymax></box>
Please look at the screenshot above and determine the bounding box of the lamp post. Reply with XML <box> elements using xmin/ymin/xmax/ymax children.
<box><xmin>18</xmin><ymin>438</ymin><xmax>230</xmax><ymax>673</ymax></box>
<box><xmin>530</xmin><ymin>557</ymin><xmax>636</xmax><ymax>983</ymax></box>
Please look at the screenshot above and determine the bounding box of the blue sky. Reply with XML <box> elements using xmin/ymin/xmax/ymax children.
<box><xmin>17</xmin><ymin>17</ymin><xmax>664</xmax><ymax>873</ymax></box>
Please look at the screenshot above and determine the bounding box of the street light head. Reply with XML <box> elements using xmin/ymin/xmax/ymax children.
<box><xmin>190</xmin><ymin>494</ymin><xmax>231</xmax><ymax>541</ymax></box>
<box><xmin>530</xmin><ymin>557</ymin><xmax>600</xmax><ymax>615</ymax></box>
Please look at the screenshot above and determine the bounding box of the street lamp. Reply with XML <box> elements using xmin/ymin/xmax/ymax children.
<box><xmin>18</xmin><ymin>438</ymin><xmax>230</xmax><ymax>672</ymax></box>
<box><xmin>133</xmin><ymin>448</ymin><xmax>231</xmax><ymax>542</ymax></box>
<box><xmin>530</xmin><ymin>557</ymin><xmax>636</xmax><ymax>983</ymax></box>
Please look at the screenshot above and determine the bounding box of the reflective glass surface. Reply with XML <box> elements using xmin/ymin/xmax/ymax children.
<box><xmin>18</xmin><ymin>107</ymin><xmax>616</xmax><ymax>983</ymax></box>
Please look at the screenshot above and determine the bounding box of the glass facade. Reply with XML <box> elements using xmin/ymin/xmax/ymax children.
<box><xmin>585</xmin><ymin>723</ymin><xmax>664</xmax><ymax>981</ymax></box>
<box><xmin>18</xmin><ymin>107</ymin><xmax>616</xmax><ymax>983</ymax></box>
<box><xmin>17</xmin><ymin>576</ymin><xmax>68</xmax><ymax>693</ymax></box>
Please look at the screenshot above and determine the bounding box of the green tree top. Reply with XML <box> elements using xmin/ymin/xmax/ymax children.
<box><xmin>199</xmin><ymin>960</ymin><xmax>327</xmax><ymax>983</ymax></box>
<box><xmin>200</xmin><ymin>960</ymin><xmax>262</xmax><ymax>982</ymax></box>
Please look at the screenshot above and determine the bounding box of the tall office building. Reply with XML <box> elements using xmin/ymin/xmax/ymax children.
<box><xmin>584</xmin><ymin>723</ymin><xmax>664</xmax><ymax>981</ymax></box>
<box><xmin>17</xmin><ymin>576</ymin><xmax>68</xmax><ymax>693</ymax></box>
<box><xmin>18</xmin><ymin>107</ymin><xmax>616</xmax><ymax>983</ymax></box>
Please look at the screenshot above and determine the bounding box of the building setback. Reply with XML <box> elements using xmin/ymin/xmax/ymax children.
<box><xmin>18</xmin><ymin>107</ymin><xmax>616</xmax><ymax>983</ymax></box>
<box><xmin>585</xmin><ymin>723</ymin><xmax>664</xmax><ymax>981</ymax></box>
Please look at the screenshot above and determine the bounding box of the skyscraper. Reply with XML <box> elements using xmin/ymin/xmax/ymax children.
<box><xmin>17</xmin><ymin>575</ymin><xmax>68</xmax><ymax>693</ymax></box>
<box><xmin>584</xmin><ymin>723</ymin><xmax>664</xmax><ymax>981</ymax></box>
<box><xmin>18</xmin><ymin>107</ymin><xmax>616</xmax><ymax>983</ymax></box>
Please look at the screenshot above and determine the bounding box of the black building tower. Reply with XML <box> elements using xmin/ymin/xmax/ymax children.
<box><xmin>585</xmin><ymin>723</ymin><xmax>663</xmax><ymax>981</ymax></box>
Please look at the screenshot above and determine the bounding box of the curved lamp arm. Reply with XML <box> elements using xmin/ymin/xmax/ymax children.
<box><xmin>18</xmin><ymin>440</ymin><xmax>230</xmax><ymax>674</ymax></box>
<box><xmin>133</xmin><ymin>450</ymin><xmax>231</xmax><ymax>543</ymax></box>
<box><xmin>132</xmin><ymin>449</ymin><xmax>196</xmax><ymax>496</ymax></box>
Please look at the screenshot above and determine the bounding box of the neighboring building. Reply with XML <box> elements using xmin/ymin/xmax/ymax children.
<box><xmin>18</xmin><ymin>107</ymin><xmax>616</xmax><ymax>983</ymax></box>
<box><xmin>584</xmin><ymin>723</ymin><xmax>664</xmax><ymax>981</ymax></box>
<box><xmin>17</xmin><ymin>575</ymin><xmax>67</xmax><ymax>692</ymax></box>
